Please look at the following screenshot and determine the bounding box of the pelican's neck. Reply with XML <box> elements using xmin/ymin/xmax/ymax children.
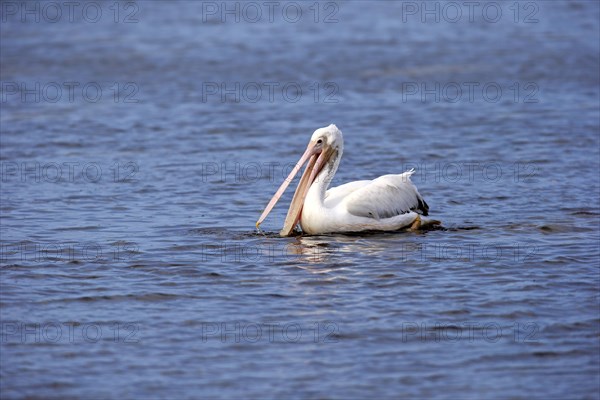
<box><xmin>307</xmin><ymin>147</ymin><xmax>342</xmax><ymax>207</ymax></box>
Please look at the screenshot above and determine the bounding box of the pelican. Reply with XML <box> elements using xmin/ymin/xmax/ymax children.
<box><xmin>256</xmin><ymin>124</ymin><xmax>436</xmax><ymax>236</ymax></box>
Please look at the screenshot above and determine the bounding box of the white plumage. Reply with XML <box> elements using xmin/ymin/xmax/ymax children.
<box><xmin>343</xmin><ymin>171</ymin><xmax>426</xmax><ymax>219</ymax></box>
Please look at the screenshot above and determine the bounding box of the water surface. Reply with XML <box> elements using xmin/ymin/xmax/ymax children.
<box><xmin>1</xmin><ymin>1</ymin><xmax>599</xmax><ymax>398</ymax></box>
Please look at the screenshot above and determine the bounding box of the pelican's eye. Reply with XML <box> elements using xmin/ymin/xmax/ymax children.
<box><xmin>317</xmin><ymin>139</ymin><xmax>323</xmax><ymax>145</ymax></box>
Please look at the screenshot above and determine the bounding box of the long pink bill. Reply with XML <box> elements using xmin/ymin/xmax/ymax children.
<box><xmin>256</xmin><ymin>143</ymin><xmax>316</xmax><ymax>230</ymax></box>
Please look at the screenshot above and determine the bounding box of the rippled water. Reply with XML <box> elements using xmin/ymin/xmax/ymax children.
<box><xmin>1</xmin><ymin>1</ymin><xmax>599</xmax><ymax>398</ymax></box>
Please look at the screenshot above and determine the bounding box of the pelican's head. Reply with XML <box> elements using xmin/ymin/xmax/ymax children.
<box><xmin>310</xmin><ymin>124</ymin><xmax>343</xmax><ymax>153</ymax></box>
<box><xmin>256</xmin><ymin>124</ymin><xmax>343</xmax><ymax>236</ymax></box>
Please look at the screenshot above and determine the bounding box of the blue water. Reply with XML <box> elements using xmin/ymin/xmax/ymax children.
<box><xmin>1</xmin><ymin>1</ymin><xmax>599</xmax><ymax>398</ymax></box>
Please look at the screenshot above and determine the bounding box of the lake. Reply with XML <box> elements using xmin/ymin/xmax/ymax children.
<box><xmin>1</xmin><ymin>1</ymin><xmax>599</xmax><ymax>398</ymax></box>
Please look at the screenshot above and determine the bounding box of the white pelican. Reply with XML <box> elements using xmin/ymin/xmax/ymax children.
<box><xmin>256</xmin><ymin>124</ymin><xmax>436</xmax><ymax>236</ymax></box>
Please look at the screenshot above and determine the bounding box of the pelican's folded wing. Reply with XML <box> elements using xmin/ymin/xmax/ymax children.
<box><xmin>324</xmin><ymin>180</ymin><xmax>371</xmax><ymax>209</ymax></box>
<box><xmin>342</xmin><ymin>170</ymin><xmax>428</xmax><ymax>219</ymax></box>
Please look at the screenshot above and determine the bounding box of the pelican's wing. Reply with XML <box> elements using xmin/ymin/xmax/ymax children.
<box><xmin>342</xmin><ymin>169</ymin><xmax>429</xmax><ymax>219</ymax></box>
<box><xmin>324</xmin><ymin>180</ymin><xmax>371</xmax><ymax>208</ymax></box>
